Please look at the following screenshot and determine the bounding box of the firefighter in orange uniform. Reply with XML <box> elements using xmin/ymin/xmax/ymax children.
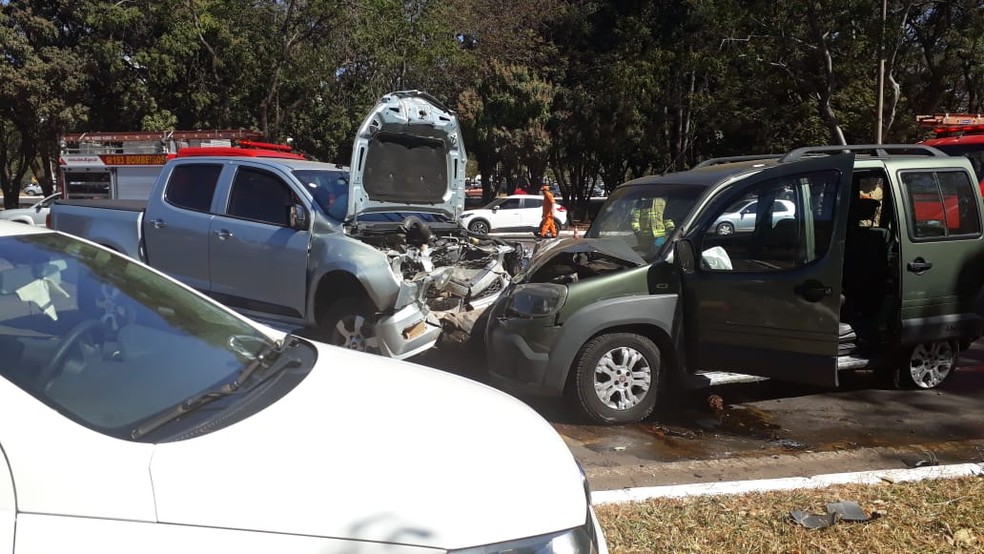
<box><xmin>539</xmin><ymin>185</ymin><xmax>558</xmax><ymax>238</ymax></box>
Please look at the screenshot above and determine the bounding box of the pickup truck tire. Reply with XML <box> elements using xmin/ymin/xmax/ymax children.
<box><xmin>319</xmin><ymin>298</ymin><xmax>380</xmax><ymax>354</ymax></box>
<box><xmin>568</xmin><ymin>332</ymin><xmax>661</xmax><ymax>424</ymax></box>
<box><xmin>890</xmin><ymin>340</ymin><xmax>957</xmax><ymax>390</ymax></box>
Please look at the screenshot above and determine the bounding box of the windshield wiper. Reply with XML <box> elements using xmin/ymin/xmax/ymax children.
<box><xmin>131</xmin><ymin>335</ymin><xmax>295</xmax><ymax>440</ymax></box>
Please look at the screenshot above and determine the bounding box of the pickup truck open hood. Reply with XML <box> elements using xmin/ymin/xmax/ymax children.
<box><xmin>347</xmin><ymin>91</ymin><xmax>467</xmax><ymax>221</ymax></box>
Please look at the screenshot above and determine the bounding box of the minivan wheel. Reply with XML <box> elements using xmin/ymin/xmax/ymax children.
<box><xmin>568</xmin><ymin>333</ymin><xmax>661</xmax><ymax>424</ymax></box>
<box><xmin>893</xmin><ymin>340</ymin><xmax>957</xmax><ymax>389</ymax></box>
<box><xmin>468</xmin><ymin>219</ymin><xmax>491</xmax><ymax>235</ymax></box>
<box><xmin>716</xmin><ymin>222</ymin><xmax>734</xmax><ymax>235</ymax></box>
<box><xmin>319</xmin><ymin>298</ymin><xmax>380</xmax><ymax>354</ymax></box>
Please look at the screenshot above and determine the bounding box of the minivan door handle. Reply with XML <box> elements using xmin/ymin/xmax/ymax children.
<box><xmin>150</xmin><ymin>218</ymin><xmax>166</xmax><ymax>229</ymax></box>
<box><xmin>215</xmin><ymin>229</ymin><xmax>233</xmax><ymax>240</ymax></box>
<box><xmin>794</xmin><ymin>280</ymin><xmax>833</xmax><ymax>302</ymax></box>
<box><xmin>907</xmin><ymin>258</ymin><xmax>933</xmax><ymax>274</ymax></box>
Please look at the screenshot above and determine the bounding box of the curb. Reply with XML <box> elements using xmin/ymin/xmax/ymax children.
<box><xmin>592</xmin><ymin>462</ymin><xmax>984</xmax><ymax>505</ymax></box>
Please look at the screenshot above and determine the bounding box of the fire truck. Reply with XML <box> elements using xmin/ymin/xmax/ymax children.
<box><xmin>916</xmin><ymin>113</ymin><xmax>984</xmax><ymax>186</ymax></box>
<box><xmin>57</xmin><ymin>130</ymin><xmax>269</xmax><ymax>200</ymax></box>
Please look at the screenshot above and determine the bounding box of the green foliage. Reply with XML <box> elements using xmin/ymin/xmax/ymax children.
<box><xmin>1</xmin><ymin>0</ymin><xmax>982</xmax><ymax>212</ymax></box>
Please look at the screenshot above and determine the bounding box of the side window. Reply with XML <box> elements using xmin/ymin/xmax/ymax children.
<box><xmin>901</xmin><ymin>171</ymin><xmax>982</xmax><ymax>239</ymax></box>
<box><xmin>499</xmin><ymin>198</ymin><xmax>521</xmax><ymax>210</ymax></box>
<box><xmin>164</xmin><ymin>164</ymin><xmax>222</xmax><ymax>213</ymax></box>
<box><xmin>227</xmin><ymin>167</ymin><xmax>294</xmax><ymax>227</ymax></box>
<box><xmin>524</xmin><ymin>198</ymin><xmax>543</xmax><ymax>209</ymax></box>
<box><xmin>700</xmin><ymin>170</ymin><xmax>840</xmax><ymax>272</ymax></box>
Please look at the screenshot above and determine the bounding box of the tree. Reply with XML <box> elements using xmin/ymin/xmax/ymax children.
<box><xmin>0</xmin><ymin>0</ymin><xmax>88</xmax><ymax>207</ymax></box>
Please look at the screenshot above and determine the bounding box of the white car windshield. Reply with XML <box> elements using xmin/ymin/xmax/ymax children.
<box><xmin>0</xmin><ymin>233</ymin><xmax>280</xmax><ymax>439</ymax></box>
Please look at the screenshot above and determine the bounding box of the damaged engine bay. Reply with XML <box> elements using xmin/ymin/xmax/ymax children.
<box><xmin>352</xmin><ymin>216</ymin><xmax>530</xmax><ymax>338</ymax></box>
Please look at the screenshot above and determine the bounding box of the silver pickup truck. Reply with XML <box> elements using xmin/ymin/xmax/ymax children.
<box><xmin>50</xmin><ymin>91</ymin><xmax>527</xmax><ymax>359</ymax></box>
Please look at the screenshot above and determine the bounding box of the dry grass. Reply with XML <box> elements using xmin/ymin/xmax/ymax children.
<box><xmin>595</xmin><ymin>476</ymin><xmax>984</xmax><ymax>553</ymax></box>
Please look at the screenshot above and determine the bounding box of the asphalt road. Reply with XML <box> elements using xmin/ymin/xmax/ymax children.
<box><xmin>416</xmin><ymin>340</ymin><xmax>984</xmax><ymax>493</ymax></box>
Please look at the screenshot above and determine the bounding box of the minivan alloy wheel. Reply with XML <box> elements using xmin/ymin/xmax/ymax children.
<box><xmin>904</xmin><ymin>341</ymin><xmax>955</xmax><ymax>389</ymax></box>
<box><xmin>594</xmin><ymin>346</ymin><xmax>652</xmax><ymax>409</ymax></box>
<box><xmin>569</xmin><ymin>332</ymin><xmax>661</xmax><ymax>424</ymax></box>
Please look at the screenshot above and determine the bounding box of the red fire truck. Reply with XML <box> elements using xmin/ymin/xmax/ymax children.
<box><xmin>917</xmin><ymin>113</ymin><xmax>984</xmax><ymax>191</ymax></box>
<box><xmin>57</xmin><ymin>130</ymin><xmax>271</xmax><ymax>200</ymax></box>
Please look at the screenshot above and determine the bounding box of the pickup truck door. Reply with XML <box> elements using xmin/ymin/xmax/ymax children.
<box><xmin>680</xmin><ymin>154</ymin><xmax>854</xmax><ymax>387</ymax></box>
<box><xmin>208</xmin><ymin>165</ymin><xmax>309</xmax><ymax>320</ymax></box>
<box><xmin>142</xmin><ymin>163</ymin><xmax>224</xmax><ymax>292</ymax></box>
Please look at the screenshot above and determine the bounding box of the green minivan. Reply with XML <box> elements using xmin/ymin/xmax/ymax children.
<box><xmin>485</xmin><ymin>145</ymin><xmax>984</xmax><ymax>424</ymax></box>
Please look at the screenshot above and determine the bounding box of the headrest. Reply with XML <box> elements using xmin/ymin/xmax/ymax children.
<box><xmin>850</xmin><ymin>197</ymin><xmax>880</xmax><ymax>223</ymax></box>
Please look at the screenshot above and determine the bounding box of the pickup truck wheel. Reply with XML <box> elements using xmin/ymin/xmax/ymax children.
<box><xmin>321</xmin><ymin>299</ymin><xmax>380</xmax><ymax>354</ymax></box>
<box><xmin>891</xmin><ymin>340</ymin><xmax>957</xmax><ymax>390</ymax></box>
<box><xmin>568</xmin><ymin>333</ymin><xmax>661</xmax><ymax>424</ymax></box>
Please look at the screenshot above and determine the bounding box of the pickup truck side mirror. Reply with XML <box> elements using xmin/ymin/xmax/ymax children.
<box><xmin>674</xmin><ymin>239</ymin><xmax>696</xmax><ymax>274</ymax></box>
<box><xmin>289</xmin><ymin>204</ymin><xmax>309</xmax><ymax>230</ymax></box>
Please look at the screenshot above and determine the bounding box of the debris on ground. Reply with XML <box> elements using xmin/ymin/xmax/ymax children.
<box><xmin>790</xmin><ymin>500</ymin><xmax>875</xmax><ymax>529</ymax></box>
<box><xmin>901</xmin><ymin>450</ymin><xmax>940</xmax><ymax>468</ymax></box>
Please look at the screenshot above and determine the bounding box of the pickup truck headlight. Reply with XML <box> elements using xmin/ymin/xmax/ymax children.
<box><xmin>450</xmin><ymin>524</ymin><xmax>598</xmax><ymax>554</ymax></box>
<box><xmin>504</xmin><ymin>283</ymin><xmax>568</xmax><ymax>319</ymax></box>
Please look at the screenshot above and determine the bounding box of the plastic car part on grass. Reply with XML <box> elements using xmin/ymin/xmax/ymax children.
<box><xmin>790</xmin><ymin>501</ymin><xmax>875</xmax><ymax>529</ymax></box>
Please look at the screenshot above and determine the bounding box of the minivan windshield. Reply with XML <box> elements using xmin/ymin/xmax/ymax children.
<box><xmin>586</xmin><ymin>184</ymin><xmax>705</xmax><ymax>261</ymax></box>
<box><xmin>0</xmin><ymin>233</ymin><xmax>280</xmax><ymax>439</ymax></box>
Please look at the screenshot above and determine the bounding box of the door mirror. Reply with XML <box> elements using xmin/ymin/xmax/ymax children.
<box><xmin>674</xmin><ymin>239</ymin><xmax>696</xmax><ymax>274</ymax></box>
<box><xmin>492</xmin><ymin>206</ymin><xmax>500</xmax><ymax>212</ymax></box>
<box><xmin>289</xmin><ymin>204</ymin><xmax>309</xmax><ymax>230</ymax></box>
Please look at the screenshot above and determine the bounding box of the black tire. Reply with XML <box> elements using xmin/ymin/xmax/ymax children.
<box><xmin>468</xmin><ymin>219</ymin><xmax>491</xmax><ymax>235</ymax></box>
<box><xmin>553</xmin><ymin>217</ymin><xmax>564</xmax><ymax>233</ymax></box>
<box><xmin>318</xmin><ymin>298</ymin><xmax>380</xmax><ymax>354</ymax></box>
<box><xmin>890</xmin><ymin>340</ymin><xmax>957</xmax><ymax>390</ymax></box>
<box><xmin>567</xmin><ymin>332</ymin><xmax>662</xmax><ymax>424</ymax></box>
<box><xmin>716</xmin><ymin>221</ymin><xmax>735</xmax><ymax>236</ymax></box>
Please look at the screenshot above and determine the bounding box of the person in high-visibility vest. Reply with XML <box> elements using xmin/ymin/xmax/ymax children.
<box><xmin>539</xmin><ymin>185</ymin><xmax>558</xmax><ymax>238</ymax></box>
<box><xmin>631</xmin><ymin>196</ymin><xmax>675</xmax><ymax>253</ymax></box>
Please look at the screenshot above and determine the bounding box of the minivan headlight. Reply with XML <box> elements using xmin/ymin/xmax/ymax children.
<box><xmin>504</xmin><ymin>283</ymin><xmax>568</xmax><ymax>319</ymax></box>
<box><xmin>450</xmin><ymin>525</ymin><xmax>598</xmax><ymax>554</ymax></box>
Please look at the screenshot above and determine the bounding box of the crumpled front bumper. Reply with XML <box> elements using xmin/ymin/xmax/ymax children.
<box><xmin>375</xmin><ymin>303</ymin><xmax>442</xmax><ymax>360</ymax></box>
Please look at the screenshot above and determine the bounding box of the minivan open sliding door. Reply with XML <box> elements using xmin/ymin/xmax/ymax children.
<box><xmin>680</xmin><ymin>154</ymin><xmax>855</xmax><ymax>387</ymax></box>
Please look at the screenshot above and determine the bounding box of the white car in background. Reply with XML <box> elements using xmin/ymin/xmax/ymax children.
<box><xmin>0</xmin><ymin>193</ymin><xmax>59</xmax><ymax>225</ymax></box>
<box><xmin>461</xmin><ymin>194</ymin><xmax>568</xmax><ymax>235</ymax></box>
<box><xmin>0</xmin><ymin>222</ymin><xmax>606</xmax><ymax>554</ymax></box>
<box><xmin>23</xmin><ymin>183</ymin><xmax>43</xmax><ymax>196</ymax></box>
<box><xmin>711</xmin><ymin>198</ymin><xmax>796</xmax><ymax>235</ymax></box>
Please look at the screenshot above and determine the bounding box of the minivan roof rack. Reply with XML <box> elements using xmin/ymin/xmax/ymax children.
<box><xmin>779</xmin><ymin>144</ymin><xmax>947</xmax><ymax>162</ymax></box>
<box><xmin>693</xmin><ymin>154</ymin><xmax>782</xmax><ymax>168</ymax></box>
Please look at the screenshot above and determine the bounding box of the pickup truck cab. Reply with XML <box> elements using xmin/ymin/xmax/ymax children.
<box><xmin>485</xmin><ymin>145</ymin><xmax>984</xmax><ymax>424</ymax></box>
<box><xmin>51</xmin><ymin>91</ymin><xmax>526</xmax><ymax>359</ymax></box>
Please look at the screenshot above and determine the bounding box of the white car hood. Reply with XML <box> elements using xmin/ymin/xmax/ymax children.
<box><xmin>150</xmin><ymin>343</ymin><xmax>587</xmax><ymax>550</ymax></box>
<box><xmin>347</xmin><ymin>91</ymin><xmax>467</xmax><ymax>221</ymax></box>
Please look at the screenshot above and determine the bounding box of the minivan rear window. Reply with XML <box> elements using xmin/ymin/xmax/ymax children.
<box><xmin>901</xmin><ymin>170</ymin><xmax>982</xmax><ymax>239</ymax></box>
